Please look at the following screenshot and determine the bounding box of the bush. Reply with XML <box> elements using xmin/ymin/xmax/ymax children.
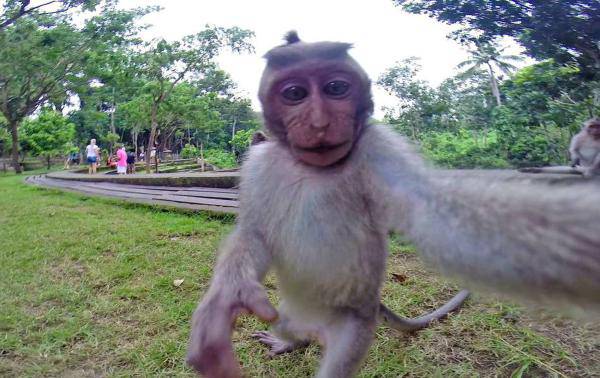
<box><xmin>204</xmin><ymin>149</ymin><xmax>237</xmax><ymax>169</ymax></box>
<box><xmin>503</xmin><ymin>130</ymin><xmax>566</xmax><ymax>167</ymax></box>
<box><xmin>419</xmin><ymin>129</ymin><xmax>509</xmax><ymax>169</ymax></box>
<box><xmin>181</xmin><ymin>144</ymin><xmax>200</xmax><ymax>159</ymax></box>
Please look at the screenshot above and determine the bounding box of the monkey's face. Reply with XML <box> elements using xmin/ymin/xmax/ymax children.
<box><xmin>265</xmin><ymin>61</ymin><xmax>366</xmax><ymax>167</ymax></box>
<box><xmin>587</xmin><ymin>123</ymin><xmax>600</xmax><ymax>138</ymax></box>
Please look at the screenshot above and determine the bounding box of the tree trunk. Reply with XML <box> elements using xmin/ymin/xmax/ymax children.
<box><xmin>132</xmin><ymin>128</ymin><xmax>139</xmax><ymax>158</ymax></box>
<box><xmin>47</xmin><ymin>155</ymin><xmax>51</xmax><ymax>170</ymax></box>
<box><xmin>146</xmin><ymin>103</ymin><xmax>158</xmax><ymax>173</ymax></box>
<box><xmin>231</xmin><ymin>117</ymin><xmax>237</xmax><ymax>153</ymax></box>
<box><xmin>110</xmin><ymin>88</ymin><xmax>116</xmax><ymax>156</ymax></box>
<box><xmin>9</xmin><ymin>120</ymin><xmax>21</xmax><ymax>174</ymax></box>
<box><xmin>487</xmin><ymin>63</ymin><xmax>502</xmax><ymax>106</ymax></box>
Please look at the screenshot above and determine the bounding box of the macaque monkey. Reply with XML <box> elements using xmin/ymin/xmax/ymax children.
<box><xmin>187</xmin><ymin>32</ymin><xmax>600</xmax><ymax>377</ymax></box>
<box><xmin>570</xmin><ymin>117</ymin><xmax>600</xmax><ymax>177</ymax></box>
<box><xmin>250</xmin><ymin>130</ymin><xmax>267</xmax><ymax>146</ymax></box>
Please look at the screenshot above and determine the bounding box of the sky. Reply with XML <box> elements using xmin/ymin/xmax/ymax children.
<box><xmin>117</xmin><ymin>0</ymin><xmax>524</xmax><ymax>118</ymax></box>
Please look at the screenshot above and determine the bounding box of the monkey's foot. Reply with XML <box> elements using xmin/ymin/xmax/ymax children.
<box><xmin>252</xmin><ymin>331</ymin><xmax>308</xmax><ymax>356</ymax></box>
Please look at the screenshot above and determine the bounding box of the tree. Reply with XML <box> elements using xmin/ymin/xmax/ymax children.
<box><xmin>72</xmin><ymin>48</ymin><xmax>148</xmax><ymax>155</ymax></box>
<box><xmin>20</xmin><ymin>109</ymin><xmax>75</xmax><ymax>169</ymax></box>
<box><xmin>501</xmin><ymin>60</ymin><xmax>587</xmax><ymax>128</ymax></box>
<box><xmin>0</xmin><ymin>114</ymin><xmax>9</xmax><ymax>158</ymax></box>
<box><xmin>377</xmin><ymin>57</ymin><xmax>454</xmax><ymax>138</ymax></box>
<box><xmin>152</xmin><ymin>83</ymin><xmax>223</xmax><ymax>154</ymax></box>
<box><xmin>437</xmin><ymin>71</ymin><xmax>495</xmax><ymax>132</ymax></box>
<box><xmin>491</xmin><ymin>60</ymin><xmax>594</xmax><ymax>167</ymax></box>
<box><xmin>0</xmin><ymin>0</ymin><xmax>100</xmax><ymax>31</ymax></box>
<box><xmin>135</xmin><ymin>26</ymin><xmax>254</xmax><ymax>172</ymax></box>
<box><xmin>394</xmin><ymin>0</ymin><xmax>600</xmax><ymax>79</ymax></box>
<box><xmin>0</xmin><ymin>6</ymin><xmax>149</xmax><ymax>173</ymax></box>
<box><xmin>457</xmin><ymin>42</ymin><xmax>522</xmax><ymax>106</ymax></box>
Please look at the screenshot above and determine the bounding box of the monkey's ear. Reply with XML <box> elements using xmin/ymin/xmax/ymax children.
<box><xmin>284</xmin><ymin>30</ymin><xmax>301</xmax><ymax>44</ymax></box>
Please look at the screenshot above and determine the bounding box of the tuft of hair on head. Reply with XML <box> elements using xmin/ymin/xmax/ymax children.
<box><xmin>284</xmin><ymin>30</ymin><xmax>301</xmax><ymax>44</ymax></box>
<box><xmin>263</xmin><ymin>37</ymin><xmax>353</xmax><ymax>69</ymax></box>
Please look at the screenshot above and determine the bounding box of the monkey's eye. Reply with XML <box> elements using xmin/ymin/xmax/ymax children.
<box><xmin>281</xmin><ymin>86</ymin><xmax>308</xmax><ymax>102</ymax></box>
<box><xmin>323</xmin><ymin>80</ymin><xmax>350</xmax><ymax>97</ymax></box>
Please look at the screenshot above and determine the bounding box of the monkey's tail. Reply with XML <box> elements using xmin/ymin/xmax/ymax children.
<box><xmin>379</xmin><ymin>289</ymin><xmax>470</xmax><ymax>332</ymax></box>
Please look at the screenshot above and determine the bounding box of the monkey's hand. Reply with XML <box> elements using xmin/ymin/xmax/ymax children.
<box><xmin>187</xmin><ymin>281</ymin><xmax>278</xmax><ymax>377</ymax></box>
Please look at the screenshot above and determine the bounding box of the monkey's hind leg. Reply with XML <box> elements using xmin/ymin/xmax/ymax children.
<box><xmin>316</xmin><ymin>311</ymin><xmax>377</xmax><ymax>378</ymax></box>
<box><xmin>380</xmin><ymin>289</ymin><xmax>470</xmax><ymax>331</ymax></box>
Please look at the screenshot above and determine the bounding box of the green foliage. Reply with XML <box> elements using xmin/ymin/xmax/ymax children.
<box><xmin>420</xmin><ymin>129</ymin><xmax>509</xmax><ymax>168</ymax></box>
<box><xmin>180</xmin><ymin>143</ymin><xmax>199</xmax><ymax>159</ymax></box>
<box><xmin>491</xmin><ymin>106</ymin><xmax>567</xmax><ymax>167</ymax></box>
<box><xmin>104</xmin><ymin>132</ymin><xmax>120</xmax><ymax>145</ymax></box>
<box><xmin>0</xmin><ymin>0</ymin><xmax>101</xmax><ymax>30</ymax></box>
<box><xmin>203</xmin><ymin>149</ymin><xmax>237</xmax><ymax>169</ymax></box>
<box><xmin>500</xmin><ymin>60</ymin><xmax>594</xmax><ymax>131</ymax></box>
<box><xmin>131</xmin><ymin>25</ymin><xmax>254</xmax><ymax>171</ymax></box>
<box><xmin>395</xmin><ymin>1</ymin><xmax>599</xmax><ymax>79</ymax></box>
<box><xmin>20</xmin><ymin>109</ymin><xmax>75</xmax><ymax>166</ymax></box>
<box><xmin>457</xmin><ymin>42</ymin><xmax>522</xmax><ymax>106</ymax></box>
<box><xmin>1</xmin><ymin>2</ymin><xmax>258</xmax><ymax>172</ymax></box>
<box><xmin>0</xmin><ymin>115</ymin><xmax>9</xmax><ymax>155</ymax></box>
<box><xmin>380</xmin><ymin>55</ymin><xmax>595</xmax><ymax>169</ymax></box>
<box><xmin>230</xmin><ymin>127</ymin><xmax>258</xmax><ymax>155</ymax></box>
<box><xmin>379</xmin><ymin>57</ymin><xmax>455</xmax><ymax>137</ymax></box>
<box><xmin>65</xmin><ymin>142</ymin><xmax>79</xmax><ymax>155</ymax></box>
<box><xmin>0</xmin><ymin>4</ymin><xmax>151</xmax><ymax>172</ymax></box>
<box><xmin>0</xmin><ymin>127</ymin><xmax>11</xmax><ymax>156</ymax></box>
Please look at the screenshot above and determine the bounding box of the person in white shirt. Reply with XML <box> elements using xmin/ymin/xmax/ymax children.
<box><xmin>85</xmin><ymin>139</ymin><xmax>100</xmax><ymax>174</ymax></box>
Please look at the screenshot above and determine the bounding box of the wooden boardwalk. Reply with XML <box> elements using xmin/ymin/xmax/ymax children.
<box><xmin>25</xmin><ymin>175</ymin><xmax>239</xmax><ymax>214</ymax></box>
<box><xmin>24</xmin><ymin>168</ymin><xmax>592</xmax><ymax>216</ymax></box>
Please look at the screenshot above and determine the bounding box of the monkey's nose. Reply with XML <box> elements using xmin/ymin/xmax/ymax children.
<box><xmin>310</xmin><ymin>119</ymin><xmax>330</xmax><ymax>130</ymax></box>
<box><xmin>309</xmin><ymin>105</ymin><xmax>330</xmax><ymax>130</ymax></box>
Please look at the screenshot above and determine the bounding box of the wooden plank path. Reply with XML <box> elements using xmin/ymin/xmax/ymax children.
<box><xmin>46</xmin><ymin>169</ymin><xmax>239</xmax><ymax>188</ymax></box>
<box><xmin>25</xmin><ymin>175</ymin><xmax>239</xmax><ymax>214</ymax></box>
<box><xmin>24</xmin><ymin>168</ymin><xmax>595</xmax><ymax>216</ymax></box>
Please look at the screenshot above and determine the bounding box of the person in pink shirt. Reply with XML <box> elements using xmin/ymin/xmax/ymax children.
<box><xmin>116</xmin><ymin>145</ymin><xmax>127</xmax><ymax>175</ymax></box>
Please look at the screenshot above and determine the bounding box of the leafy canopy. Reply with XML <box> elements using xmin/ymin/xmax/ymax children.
<box><xmin>20</xmin><ymin>109</ymin><xmax>75</xmax><ymax>158</ymax></box>
<box><xmin>395</xmin><ymin>1</ymin><xmax>600</xmax><ymax>78</ymax></box>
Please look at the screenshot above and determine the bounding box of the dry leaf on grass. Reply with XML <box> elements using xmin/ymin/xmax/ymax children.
<box><xmin>390</xmin><ymin>273</ymin><xmax>407</xmax><ymax>283</ymax></box>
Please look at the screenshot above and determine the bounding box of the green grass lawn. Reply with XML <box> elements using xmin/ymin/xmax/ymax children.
<box><xmin>1</xmin><ymin>170</ymin><xmax>598</xmax><ymax>377</ymax></box>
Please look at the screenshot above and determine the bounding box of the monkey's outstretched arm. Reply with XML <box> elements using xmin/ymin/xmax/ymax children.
<box><xmin>413</xmin><ymin>176</ymin><xmax>600</xmax><ymax>312</ymax></box>
<box><xmin>367</xmin><ymin>127</ymin><xmax>600</xmax><ymax>314</ymax></box>
<box><xmin>187</xmin><ymin>227</ymin><xmax>277</xmax><ymax>377</ymax></box>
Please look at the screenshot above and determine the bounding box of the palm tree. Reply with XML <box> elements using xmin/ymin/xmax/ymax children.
<box><xmin>457</xmin><ymin>43</ymin><xmax>523</xmax><ymax>106</ymax></box>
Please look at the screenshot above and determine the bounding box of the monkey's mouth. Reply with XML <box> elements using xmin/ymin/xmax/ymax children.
<box><xmin>296</xmin><ymin>141</ymin><xmax>349</xmax><ymax>154</ymax></box>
